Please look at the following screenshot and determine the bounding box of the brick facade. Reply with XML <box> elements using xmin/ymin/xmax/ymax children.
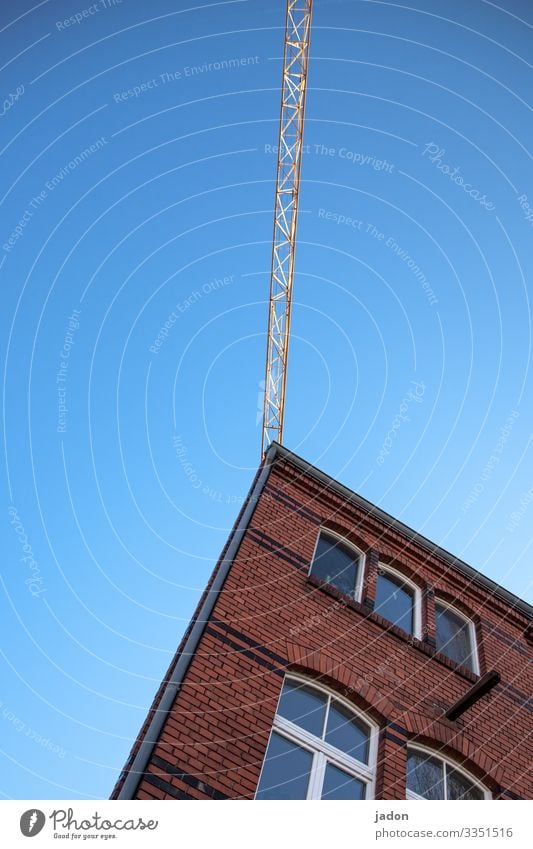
<box><xmin>112</xmin><ymin>446</ymin><xmax>532</xmax><ymax>801</ymax></box>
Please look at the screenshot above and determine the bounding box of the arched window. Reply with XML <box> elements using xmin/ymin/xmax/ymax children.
<box><xmin>375</xmin><ymin>564</ymin><xmax>422</xmax><ymax>637</ymax></box>
<box><xmin>309</xmin><ymin>529</ymin><xmax>364</xmax><ymax>599</ymax></box>
<box><xmin>435</xmin><ymin>600</ymin><xmax>479</xmax><ymax>674</ymax></box>
<box><xmin>256</xmin><ymin>676</ymin><xmax>377</xmax><ymax>800</ymax></box>
<box><xmin>407</xmin><ymin>746</ymin><xmax>490</xmax><ymax>800</ymax></box>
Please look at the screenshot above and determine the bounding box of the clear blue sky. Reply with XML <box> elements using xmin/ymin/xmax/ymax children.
<box><xmin>1</xmin><ymin>0</ymin><xmax>532</xmax><ymax>800</ymax></box>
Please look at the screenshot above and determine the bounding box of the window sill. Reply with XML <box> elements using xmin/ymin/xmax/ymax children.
<box><xmin>306</xmin><ymin>575</ymin><xmax>478</xmax><ymax>684</ymax></box>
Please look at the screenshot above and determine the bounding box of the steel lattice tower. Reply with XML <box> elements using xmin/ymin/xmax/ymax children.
<box><xmin>261</xmin><ymin>0</ymin><xmax>313</xmax><ymax>455</ymax></box>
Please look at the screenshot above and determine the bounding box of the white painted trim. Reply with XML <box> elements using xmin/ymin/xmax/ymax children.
<box><xmin>254</xmin><ymin>726</ymin><xmax>316</xmax><ymax>799</ymax></box>
<box><xmin>376</xmin><ymin>562</ymin><xmax>422</xmax><ymax>639</ymax></box>
<box><xmin>285</xmin><ymin>673</ymin><xmax>378</xmax><ymax>744</ymax></box>
<box><xmin>434</xmin><ymin>599</ymin><xmax>480</xmax><ymax>676</ymax></box>
<box><xmin>308</xmin><ymin>527</ymin><xmax>366</xmax><ymax>602</ymax></box>
<box><xmin>406</xmin><ymin>744</ymin><xmax>491</xmax><ymax>800</ymax></box>
<box><xmin>275</xmin><ymin>715</ymin><xmax>373</xmax><ymax>780</ymax></box>
<box><xmin>307</xmin><ymin>750</ymin><xmax>325</xmax><ymax>800</ymax></box>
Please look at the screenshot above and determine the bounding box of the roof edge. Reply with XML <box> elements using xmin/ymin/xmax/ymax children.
<box><xmin>269</xmin><ymin>442</ymin><xmax>532</xmax><ymax>619</ymax></box>
<box><xmin>113</xmin><ymin>449</ymin><xmax>276</xmax><ymax>799</ymax></box>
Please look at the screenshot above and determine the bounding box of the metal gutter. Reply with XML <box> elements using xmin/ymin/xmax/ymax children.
<box><xmin>116</xmin><ymin>446</ymin><xmax>276</xmax><ymax>799</ymax></box>
<box><xmin>116</xmin><ymin>439</ymin><xmax>529</xmax><ymax>799</ymax></box>
<box><xmin>270</xmin><ymin>442</ymin><xmax>533</xmax><ymax>619</ymax></box>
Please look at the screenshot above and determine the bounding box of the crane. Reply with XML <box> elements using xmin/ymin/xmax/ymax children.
<box><xmin>261</xmin><ymin>0</ymin><xmax>313</xmax><ymax>456</ymax></box>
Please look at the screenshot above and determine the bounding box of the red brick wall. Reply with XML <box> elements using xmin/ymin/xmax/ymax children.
<box><xmin>125</xmin><ymin>456</ymin><xmax>532</xmax><ymax>801</ymax></box>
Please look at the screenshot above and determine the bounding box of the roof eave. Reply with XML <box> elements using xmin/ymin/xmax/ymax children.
<box><xmin>269</xmin><ymin>442</ymin><xmax>533</xmax><ymax>619</ymax></box>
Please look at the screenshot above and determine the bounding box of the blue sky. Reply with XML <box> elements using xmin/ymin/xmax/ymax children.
<box><xmin>1</xmin><ymin>0</ymin><xmax>532</xmax><ymax>800</ymax></box>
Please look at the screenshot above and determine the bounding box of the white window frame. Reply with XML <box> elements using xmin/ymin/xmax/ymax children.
<box><xmin>434</xmin><ymin>599</ymin><xmax>480</xmax><ymax>675</ymax></box>
<box><xmin>406</xmin><ymin>744</ymin><xmax>491</xmax><ymax>800</ymax></box>
<box><xmin>308</xmin><ymin>528</ymin><xmax>366</xmax><ymax>602</ymax></box>
<box><xmin>376</xmin><ymin>563</ymin><xmax>422</xmax><ymax>639</ymax></box>
<box><xmin>255</xmin><ymin>674</ymin><xmax>378</xmax><ymax>800</ymax></box>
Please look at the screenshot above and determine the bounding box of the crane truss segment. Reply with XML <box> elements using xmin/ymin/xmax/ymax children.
<box><xmin>261</xmin><ymin>0</ymin><xmax>313</xmax><ymax>456</ymax></box>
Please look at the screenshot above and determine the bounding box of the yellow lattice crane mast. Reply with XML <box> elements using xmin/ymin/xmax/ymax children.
<box><xmin>261</xmin><ymin>0</ymin><xmax>313</xmax><ymax>456</ymax></box>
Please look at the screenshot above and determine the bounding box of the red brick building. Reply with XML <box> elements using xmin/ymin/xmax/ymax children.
<box><xmin>112</xmin><ymin>443</ymin><xmax>532</xmax><ymax>801</ymax></box>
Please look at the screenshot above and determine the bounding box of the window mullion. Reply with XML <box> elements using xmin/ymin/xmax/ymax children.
<box><xmin>274</xmin><ymin>715</ymin><xmax>372</xmax><ymax>780</ymax></box>
<box><xmin>322</xmin><ymin>696</ymin><xmax>330</xmax><ymax>740</ymax></box>
<box><xmin>263</xmin><ymin>677</ymin><xmax>379</xmax><ymax>800</ymax></box>
<box><xmin>308</xmin><ymin>752</ymin><xmax>326</xmax><ymax>799</ymax></box>
<box><xmin>407</xmin><ymin>746</ymin><xmax>489</xmax><ymax>801</ymax></box>
<box><xmin>354</xmin><ymin>553</ymin><xmax>363</xmax><ymax>601</ymax></box>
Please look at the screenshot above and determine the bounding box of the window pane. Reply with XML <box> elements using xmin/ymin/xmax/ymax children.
<box><xmin>277</xmin><ymin>679</ymin><xmax>327</xmax><ymax>737</ymax></box>
<box><xmin>321</xmin><ymin>763</ymin><xmax>366</xmax><ymax>799</ymax></box>
<box><xmin>310</xmin><ymin>533</ymin><xmax>359</xmax><ymax>596</ymax></box>
<box><xmin>256</xmin><ymin>732</ymin><xmax>313</xmax><ymax>800</ymax></box>
<box><xmin>407</xmin><ymin>751</ymin><xmax>445</xmax><ymax>799</ymax></box>
<box><xmin>325</xmin><ymin>701</ymin><xmax>370</xmax><ymax>764</ymax></box>
<box><xmin>447</xmin><ymin>767</ymin><xmax>484</xmax><ymax>800</ymax></box>
<box><xmin>435</xmin><ymin>605</ymin><xmax>474</xmax><ymax>670</ymax></box>
<box><xmin>375</xmin><ymin>572</ymin><xmax>414</xmax><ymax>633</ymax></box>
